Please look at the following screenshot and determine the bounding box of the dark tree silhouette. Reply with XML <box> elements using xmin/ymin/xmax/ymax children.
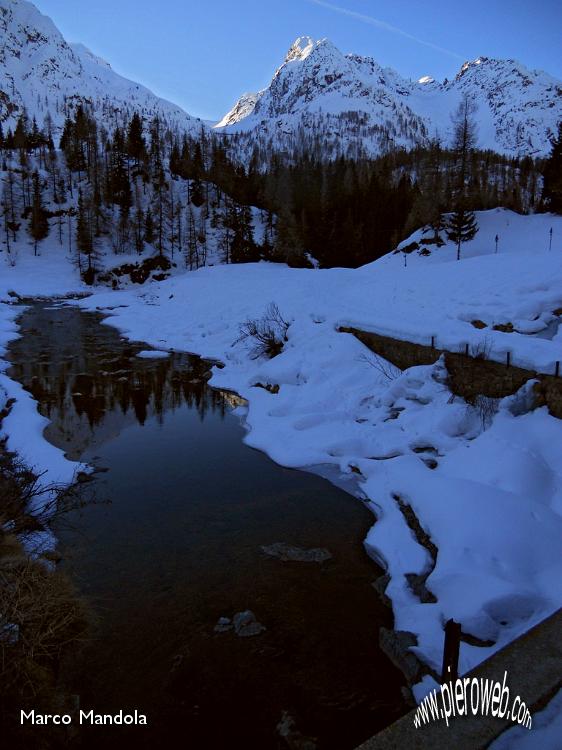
<box><xmin>543</xmin><ymin>121</ymin><xmax>562</xmax><ymax>214</ymax></box>
<box><xmin>28</xmin><ymin>171</ymin><xmax>49</xmax><ymax>255</ymax></box>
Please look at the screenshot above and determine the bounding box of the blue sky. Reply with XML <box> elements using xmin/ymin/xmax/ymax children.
<box><xmin>35</xmin><ymin>0</ymin><xmax>562</xmax><ymax>121</ymax></box>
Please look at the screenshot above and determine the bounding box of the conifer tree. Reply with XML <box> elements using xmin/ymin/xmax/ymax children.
<box><xmin>543</xmin><ymin>121</ymin><xmax>562</xmax><ymax>214</ymax></box>
<box><xmin>152</xmin><ymin>159</ymin><xmax>167</xmax><ymax>257</ymax></box>
<box><xmin>144</xmin><ymin>209</ymin><xmax>155</xmax><ymax>245</ymax></box>
<box><xmin>190</xmin><ymin>176</ymin><xmax>205</xmax><ymax>207</ymax></box>
<box><xmin>2</xmin><ymin>170</ymin><xmax>18</xmax><ymax>243</ymax></box>
<box><xmin>230</xmin><ymin>205</ymin><xmax>257</xmax><ymax>263</ymax></box>
<box><xmin>13</xmin><ymin>112</ymin><xmax>28</xmax><ymax>156</ymax></box>
<box><xmin>186</xmin><ymin>205</ymin><xmax>198</xmax><ymax>269</ymax></box>
<box><xmin>76</xmin><ymin>189</ymin><xmax>95</xmax><ymax>283</ymax></box>
<box><xmin>197</xmin><ymin>213</ymin><xmax>207</xmax><ymax>266</ymax></box>
<box><xmin>28</xmin><ymin>171</ymin><xmax>49</xmax><ymax>255</ymax></box>
<box><xmin>133</xmin><ymin>207</ymin><xmax>145</xmax><ymax>254</ymax></box>
<box><xmin>449</xmin><ymin>96</ymin><xmax>479</xmax><ymax>259</ymax></box>
<box><xmin>447</xmin><ymin>201</ymin><xmax>478</xmax><ymax>259</ymax></box>
<box><xmin>108</xmin><ymin>128</ymin><xmax>131</xmax><ymax>208</ymax></box>
<box><xmin>2</xmin><ymin>183</ymin><xmax>13</xmax><ymax>254</ymax></box>
<box><xmin>169</xmin><ymin>142</ymin><xmax>182</xmax><ymax>177</ymax></box>
<box><xmin>167</xmin><ymin>183</ymin><xmax>177</xmax><ymax>258</ymax></box>
<box><xmin>127</xmin><ymin>112</ymin><xmax>146</xmax><ymax>166</ymax></box>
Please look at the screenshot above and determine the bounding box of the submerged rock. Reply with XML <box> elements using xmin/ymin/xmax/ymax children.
<box><xmin>379</xmin><ymin>628</ymin><xmax>421</xmax><ymax>683</ymax></box>
<box><xmin>260</xmin><ymin>543</ymin><xmax>332</xmax><ymax>563</ymax></box>
<box><xmin>213</xmin><ymin>617</ymin><xmax>233</xmax><ymax>634</ymax></box>
<box><xmin>277</xmin><ymin>710</ymin><xmax>318</xmax><ymax>749</ymax></box>
<box><xmin>214</xmin><ymin>611</ymin><xmax>266</xmax><ymax>637</ymax></box>
<box><xmin>233</xmin><ymin>610</ymin><xmax>266</xmax><ymax>637</ymax></box>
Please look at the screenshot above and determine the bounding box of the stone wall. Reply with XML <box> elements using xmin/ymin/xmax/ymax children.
<box><xmin>356</xmin><ymin>608</ymin><xmax>562</xmax><ymax>750</ymax></box>
<box><xmin>340</xmin><ymin>327</ymin><xmax>562</xmax><ymax>418</ymax></box>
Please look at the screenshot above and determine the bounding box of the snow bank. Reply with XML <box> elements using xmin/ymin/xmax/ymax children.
<box><xmin>0</xmin><ymin>250</ymin><xmax>86</xmax><ymax>537</ymax></box>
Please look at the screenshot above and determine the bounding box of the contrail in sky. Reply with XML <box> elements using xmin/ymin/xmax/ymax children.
<box><xmin>307</xmin><ymin>0</ymin><xmax>465</xmax><ymax>60</ymax></box>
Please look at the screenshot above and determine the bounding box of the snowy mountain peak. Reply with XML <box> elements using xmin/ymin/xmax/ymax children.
<box><xmin>0</xmin><ymin>0</ymin><xmax>59</xmax><ymax>40</ymax></box>
<box><xmin>285</xmin><ymin>36</ymin><xmax>316</xmax><ymax>63</ymax></box>
<box><xmin>283</xmin><ymin>36</ymin><xmax>344</xmax><ymax>65</ymax></box>
<box><xmin>451</xmin><ymin>55</ymin><xmax>551</xmax><ymax>87</ymax></box>
<box><xmin>0</xmin><ymin>0</ymin><xmax>202</xmax><ymax>136</ymax></box>
<box><xmin>457</xmin><ymin>56</ymin><xmax>489</xmax><ymax>77</ymax></box>
<box><xmin>217</xmin><ymin>36</ymin><xmax>562</xmax><ymax>158</ymax></box>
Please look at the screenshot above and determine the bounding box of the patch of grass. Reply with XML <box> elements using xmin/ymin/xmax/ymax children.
<box><xmin>0</xmin><ymin>444</ymin><xmax>90</xmax><ymax>738</ymax></box>
<box><xmin>493</xmin><ymin>322</ymin><xmax>514</xmax><ymax>333</ymax></box>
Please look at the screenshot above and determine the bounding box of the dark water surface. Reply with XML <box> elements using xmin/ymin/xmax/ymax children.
<box><xmin>8</xmin><ymin>304</ymin><xmax>406</xmax><ymax>749</ymax></box>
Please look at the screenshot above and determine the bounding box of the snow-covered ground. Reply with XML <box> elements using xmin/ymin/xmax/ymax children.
<box><xmin>1</xmin><ymin>208</ymin><xmax>561</xmax><ymax>690</ymax></box>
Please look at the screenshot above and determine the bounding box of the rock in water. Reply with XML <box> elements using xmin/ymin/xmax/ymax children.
<box><xmin>232</xmin><ymin>610</ymin><xmax>265</xmax><ymax>637</ymax></box>
<box><xmin>260</xmin><ymin>542</ymin><xmax>332</xmax><ymax>563</ymax></box>
<box><xmin>213</xmin><ymin>617</ymin><xmax>233</xmax><ymax>634</ymax></box>
<box><xmin>277</xmin><ymin>710</ymin><xmax>318</xmax><ymax>749</ymax></box>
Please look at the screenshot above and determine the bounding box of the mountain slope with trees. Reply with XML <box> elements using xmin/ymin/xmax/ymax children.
<box><xmin>0</xmin><ymin>0</ymin><xmax>204</xmax><ymax>137</ymax></box>
<box><xmin>1</xmin><ymin>107</ymin><xmax>271</xmax><ymax>284</ymax></box>
<box><xmin>0</xmin><ymin>1</ymin><xmax>558</xmax><ymax>277</ymax></box>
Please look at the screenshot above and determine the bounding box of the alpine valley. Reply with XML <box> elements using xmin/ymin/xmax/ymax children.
<box><xmin>1</xmin><ymin>1</ymin><xmax>562</xmax><ymax>749</ymax></box>
<box><xmin>2</xmin><ymin>1</ymin><xmax>561</xmax><ymax>160</ymax></box>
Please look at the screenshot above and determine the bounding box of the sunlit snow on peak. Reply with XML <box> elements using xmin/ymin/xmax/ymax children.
<box><xmin>286</xmin><ymin>36</ymin><xmax>316</xmax><ymax>62</ymax></box>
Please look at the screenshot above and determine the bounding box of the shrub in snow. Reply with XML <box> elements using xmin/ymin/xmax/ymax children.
<box><xmin>237</xmin><ymin>303</ymin><xmax>290</xmax><ymax>360</ymax></box>
<box><xmin>472</xmin><ymin>395</ymin><xmax>500</xmax><ymax>430</ymax></box>
<box><xmin>469</xmin><ymin>337</ymin><xmax>493</xmax><ymax>361</ymax></box>
<box><xmin>358</xmin><ymin>351</ymin><xmax>401</xmax><ymax>381</ymax></box>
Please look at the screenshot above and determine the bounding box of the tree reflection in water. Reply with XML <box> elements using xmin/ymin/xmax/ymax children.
<box><xmin>8</xmin><ymin>305</ymin><xmax>229</xmax><ymax>454</ymax></box>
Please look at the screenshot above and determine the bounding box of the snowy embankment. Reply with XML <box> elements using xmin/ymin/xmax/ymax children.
<box><xmin>1</xmin><ymin>208</ymin><xmax>562</xmax><ymax>689</ymax></box>
<box><xmin>363</xmin><ymin>210</ymin><xmax>562</xmax><ymax>374</ymax></box>
<box><xmin>0</xmin><ymin>245</ymin><xmax>87</xmax><ymax>538</ymax></box>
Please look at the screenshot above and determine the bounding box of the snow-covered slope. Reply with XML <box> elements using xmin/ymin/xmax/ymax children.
<box><xmin>0</xmin><ymin>0</ymin><xmax>203</xmax><ymax>135</ymax></box>
<box><xmin>216</xmin><ymin>36</ymin><xmax>562</xmax><ymax>158</ymax></box>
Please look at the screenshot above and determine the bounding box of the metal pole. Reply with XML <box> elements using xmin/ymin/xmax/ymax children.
<box><xmin>495</xmin><ymin>234</ymin><xmax>499</xmax><ymax>253</ymax></box>
<box><xmin>549</xmin><ymin>227</ymin><xmax>553</xmax><ymax>252</ymax></box>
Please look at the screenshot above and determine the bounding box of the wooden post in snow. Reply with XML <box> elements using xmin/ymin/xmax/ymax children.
<box><xmin>441</xmin><ymin>619</ymin><xmax>462</xmax><ymax>683</ymax></box>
